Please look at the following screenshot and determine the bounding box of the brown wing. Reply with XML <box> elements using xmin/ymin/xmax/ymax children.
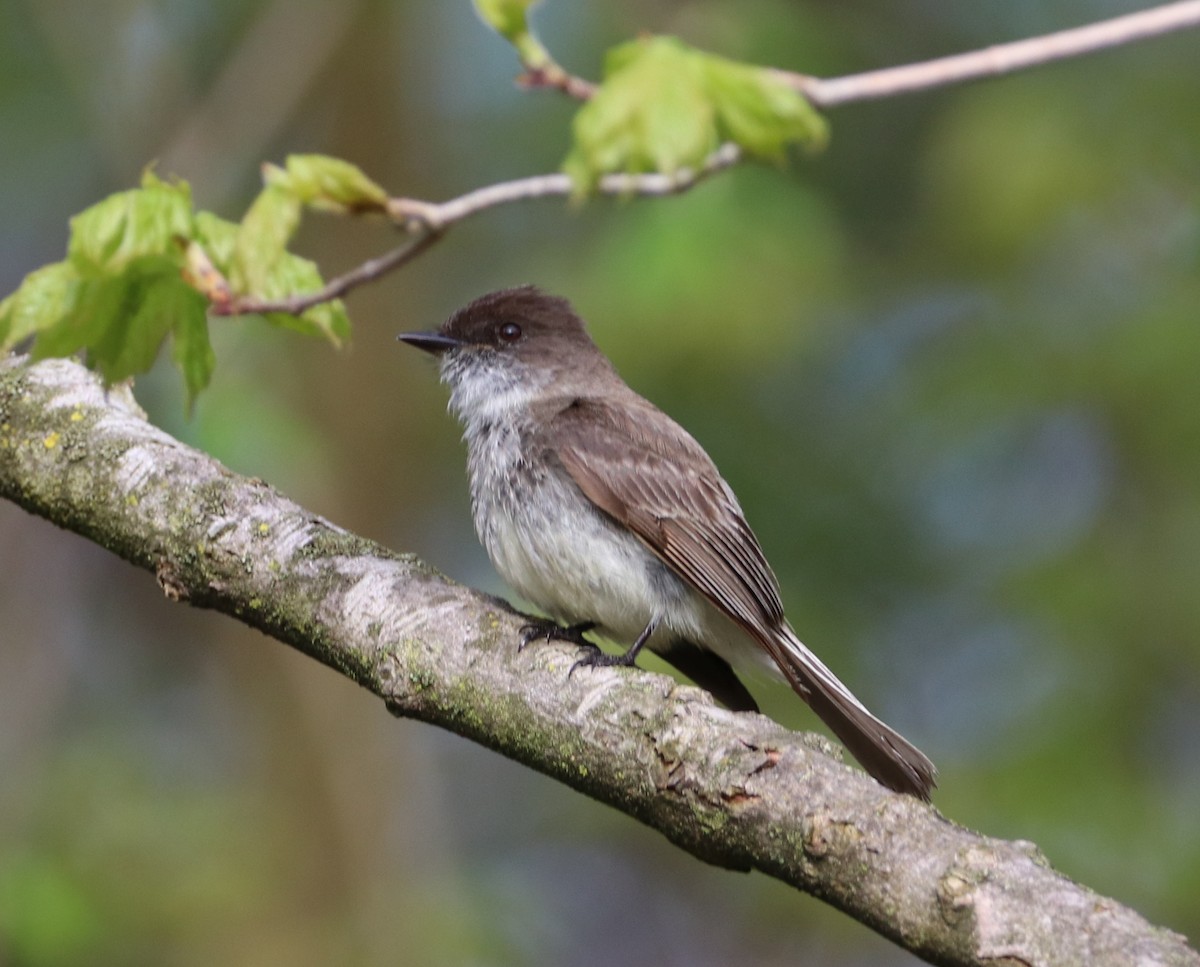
<box><xmin>544</xmin><ymin>397</ymin><xmax>938</xmax><ymax>798</ymax></box>
<box><xmin>544</xmin><ymin>397</ymin><xmax>785</xmax><ymax>637</ymax></box>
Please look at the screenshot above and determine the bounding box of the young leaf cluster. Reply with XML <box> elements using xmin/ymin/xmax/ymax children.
<box><xmin>563</xmin><ymin>36</ymin><xmax>828</xmax><ymax>193</ymax></box>
<box><xmin>0</xmin><ymin>156</ymin><xmax>386</xmax><ymax>406</ymax></box>
<box><xmin>472</xmin><ymin>5</ymin><xmax>827</xmax><ymax>193</ymax></box>
<box><xmin>3</xmin><ymin>6</ymin><xmax>834</xmax><ymax>409</ymax></box>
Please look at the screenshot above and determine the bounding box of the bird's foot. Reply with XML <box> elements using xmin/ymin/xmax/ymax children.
<box><xmin>566</xmin><ymin>618</ymin><xmax>656</xmax><ymax>678</ymax></box>
<box><xmin>519</xmin><ymin>619</ymin><xmax>597</xmax><ymax>651</ymax></box>
<box><xmin>568</xmin><ymin>644</ymin><xmax>640</xmax><ymax>678</ymax></box>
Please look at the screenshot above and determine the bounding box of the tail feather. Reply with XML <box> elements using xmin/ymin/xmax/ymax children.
<box><xmin>775</xmin><ymin>627</ymin><xmax>937</xmax><ymax>799</ymax></box>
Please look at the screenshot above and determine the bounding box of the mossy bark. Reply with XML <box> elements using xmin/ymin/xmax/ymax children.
<box><xmin>2</xmin><ymin>355</ymin><xmax>1195</xmax><ymax>967</ymax></box>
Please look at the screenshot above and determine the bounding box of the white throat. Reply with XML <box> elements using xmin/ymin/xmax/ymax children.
<box><xmin>442</xmin><ymin>353</ymin><xmax>549</xmax><ymax>431</ymax></box>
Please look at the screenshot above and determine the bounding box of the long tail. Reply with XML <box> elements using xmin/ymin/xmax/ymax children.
<box><xmin>773</xmin><ymin>627</ymin><xmax>937</xmax><ymax>799</ymax></box>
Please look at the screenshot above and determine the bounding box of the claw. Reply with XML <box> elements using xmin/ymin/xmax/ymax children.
<box><xmin>566</xmin><ymin>617</ymin><xmax>657</xmax><ymax>678</ymax></box>
<box><xmin>518</xmin><ymin>619</ymin><xmax>597</xmax><ymax>651</ymax></box>
<box><xmin>568</xmin><ymin>646</ymin><xmax>639</xmax><ymax>678</ymax></box>
<box><xmin>517</xmin><ymin>622</ymin><xmax>548</xmax><ymax>651</ymax></box>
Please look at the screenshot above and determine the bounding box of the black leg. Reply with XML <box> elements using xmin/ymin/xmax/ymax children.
<box><xmin>655</xmin><ymin>639</ymin><xmax>759</xmax><ymax>712</ymax></box>
<box><xmin>519</xmin><ymin>618</ymin><xmax>597</xmax><ymax>651</ymax></box>
<box><xmin>569</xmin><ymin>619</ymin><xmax>658</xmax><ymax>677</ymax></box>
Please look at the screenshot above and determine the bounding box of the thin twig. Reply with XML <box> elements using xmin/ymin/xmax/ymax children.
<box><xmin>217</xmin><ymin>146</ymin><xmax>736</xmax><ymax>317</ymax></box>
<box><xmin>790</xmin><ymin>0</ymin><xmax>1200</xmax><ymax>108</ymax></box>
<box><xmin>221</xmin><ymin>2</ymin><xmax>1200</xmax><ymax>317</ymax></box>
<box><xmin>388</xmin><ymin>142</ymin><xmax>742</xmax><ymax>230</ymax></box>
<box><xmin>216</xmin><ymin>229</ymin><xmax>444</xmax><ymax>316</ymax></box>
<box><xmin>511</xmin><ymin>1</ymin><xmax>1200</xmax><ymax>111</ymax></box>
<box><xmin>517</xmin><ymin>65</ymin><xmax>596</xmax><ymax>100</ymax></box>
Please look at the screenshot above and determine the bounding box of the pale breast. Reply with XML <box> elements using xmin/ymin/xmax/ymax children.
<box><xmin>464</xmin><ymin>417</ymin><xmax>691</xmax><ymax>642</ymax></box>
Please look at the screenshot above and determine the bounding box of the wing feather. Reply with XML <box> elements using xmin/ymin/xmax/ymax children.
<box><xmin>545</xmin><ymin>398</ymin><xmax>785</xmax><ymax>638</ymax></box>
<box><xmin>542</xmin><ymin>396</ymin><xmax>938</xmax><ymax>798</ymax></box>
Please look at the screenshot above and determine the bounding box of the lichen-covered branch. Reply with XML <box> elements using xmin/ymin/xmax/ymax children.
<box><xmin>1</xmin><ymin>354</ymin><xmax>1195</xmax><ymax>967</ymax></box>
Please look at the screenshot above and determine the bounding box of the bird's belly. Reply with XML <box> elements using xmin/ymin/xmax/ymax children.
<box><xmin>476</xmin><ymin>475</ymin><xmax>685</xmax><ymax>643</ymax></box>
<box><xmin>477</xmin><ymin>472</ymin><xmax>781</xmax><ymax>686</ymax></box>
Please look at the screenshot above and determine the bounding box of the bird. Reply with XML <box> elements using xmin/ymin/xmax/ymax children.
<box><xmin>399</xmin><ymin>285</ymin><xmax>936</xmax><ymax>798</ymax></box>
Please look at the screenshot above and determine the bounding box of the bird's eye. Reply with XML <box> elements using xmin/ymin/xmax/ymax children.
<box><xmin>497</xmin><ymin>322</ymin><xmax>522</xmax><ymax>344</ymax></box>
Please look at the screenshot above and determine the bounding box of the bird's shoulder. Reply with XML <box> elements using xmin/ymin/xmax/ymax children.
<box><xmin>531</xmin><ymin>392</ymin><xmax>726</xmax><ymax>518</ymax></box>
<box><xmin>533</xmin><ymin>392</ymin><xmax>787</xmax><ymax>629</ymax></box>
<box><xmin>534</xmin><ymin>392</ymin><xmax>715</xmax><ymax>475</ymax></box>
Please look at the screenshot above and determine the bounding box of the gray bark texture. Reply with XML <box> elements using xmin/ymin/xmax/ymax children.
<box><xmin>1</xmin><ymin>354</ymin><xmax>1196</xmax><ymax>967</ymax></box>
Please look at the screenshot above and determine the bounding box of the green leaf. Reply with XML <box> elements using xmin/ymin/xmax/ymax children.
<box><xmin>565</xmin><ymin>37</ymin><xmax>713</xmax><ymax>194</ymax></box>
<box><xmin>472</xmin><ymin>0</ymin><xmax>549</xmax><ymax>67</ymax></box>
<box><xmin>31</xmin><ymin>274</ymin><xmax>132</xmax><ymax>361</ymax></box>
<box><xmin>95</xmin><ymin>269</ymin><xmax>207</xmax><ymax>383</ymax></box>
<box><xmin>67</xmin><ymin>174</ymin><xmax>193</xmax><ymax>276</ymax></box>
<box><xmin>272</xmin><ymin>155</ymin><xmax>388</xmax><ymax>213</ymax></box>
<box><xmin>260</xmin><ymin>250</ymin><xmax>350</xmax><ymax>348</ymax></box>
<box><xmin>194</xmin><ymin>211</ymin><xmax>239</xmax><ymax>271</ymax></box>
<box><xmin>20</xmin><ymin>172</ymin><xmax>203</xmax><ymax>381</ymax></box>
<box><xmin>231</xmin><ymin>184</ymin><xmax>301</xmax><ymax>294</ymax></box>
<box><xmin>563</xmin><ymin>35</ymin><xmax>828</xmax><ymax>194</ymax></box>
<box><xmin>473</xmin><ymin>0</ymin><xmax>538</xmax><ymax>42</ymax></box>
<box><xmin>0</xmin><ymin>261</ymin><xmax>81</xmax><ymax>350</ymax></box>
<box><xmin>702</xmin><ymin>57</ymin><xmax>828</xmax><ymax>161</ymax></box>
<box><xmin>226</xmin><ymin>182</ymin><xmax>349</xmax><ymax>347</ymax></box>
<box><xmin>24</xmin><ymin>258</ymin><xmax>180</xmax><ymax>379</ymax></box>
<box><xmin>2</xmin><ymin>159</ymin><xmax>358</xmax><ymax>407</ymax></box>
<box><xmin>171</xmin><ymin>295</ymin><xmax>216</xmax><ymax>409</ymax></box>
<box><xmin>265</xmin><ymin>303</ymin><xmax>350</xmax><ymax>347</ymax></box>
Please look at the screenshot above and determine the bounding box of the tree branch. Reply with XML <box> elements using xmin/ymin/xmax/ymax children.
<box><xmin>791</xmin><ymin>0</ymin><xmax>1200</xmax><ymax>108</ymax></box>
<box><xmin>214</xmin><ymin>227</ymin><xmax>446</xmax><ymax>317</ymax></box>
<box><xmin>2</xmin><ymin>353</ymin><xmax>1196</xmax><ymax>967</ymax></box>
<box><xmin>386</xmin><ymin>141</ymin><xmax>744</xmax><ymax>230</ymax></box>
<box><xmin>217</xmin><ymin>144</ymin><xmax>742</xmax><ymax>315</ymax></box>
<box><xmin>512</xmin><ymin>2</ymin><xmax>1200</xmax><ymax>110</ymax></box>
<box><xmin>213</xmin><ymin>3</ymin><xmax>1199</xmax><ymax>319</ymax></box>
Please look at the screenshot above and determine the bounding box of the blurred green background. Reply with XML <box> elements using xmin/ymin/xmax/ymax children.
<box><xmin>2</xmin><ymin>1</ymin><xmax>1198</xmax><ymax>964</ymax></box>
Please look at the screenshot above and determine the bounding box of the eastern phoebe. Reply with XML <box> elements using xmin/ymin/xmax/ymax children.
<box><xmin>399</xmin><ymin>286</ymin><xmax>936</xmax><ymax>798</ymax></box>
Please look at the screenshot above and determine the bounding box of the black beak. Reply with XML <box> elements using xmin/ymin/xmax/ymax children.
<box><xmin>397</xmin><ymin>331</ymin><xmax>461</xmax><ymax>354</ymax></box>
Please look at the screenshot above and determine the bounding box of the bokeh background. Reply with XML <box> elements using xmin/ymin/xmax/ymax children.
<box><xmin>2</xmin><ymin>1</ymin><xmax>1198</xmax><ymax>964</ymax></box>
